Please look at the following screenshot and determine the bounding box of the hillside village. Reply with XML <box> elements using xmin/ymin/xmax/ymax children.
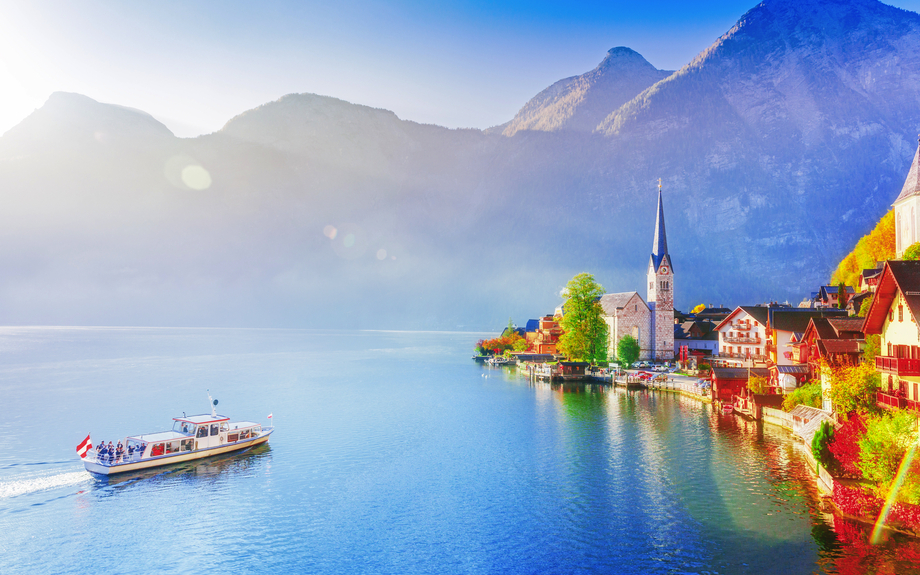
<box><xmin>478</xmin><ymin>137</ymin><xmax>920</xmax><ymax>534</ymax></box>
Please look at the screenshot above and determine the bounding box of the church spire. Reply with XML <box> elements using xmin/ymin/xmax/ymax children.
<box><xmin>651</xmin><ymin>178</ymin><xmax>669</xmax><ymax>271</ymax></box>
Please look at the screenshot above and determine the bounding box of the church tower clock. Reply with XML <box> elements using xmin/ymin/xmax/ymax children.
<box><xmin>647</xmin><ymin>180</ymin><xmax>675</xmax><ymax>361</ymax></box>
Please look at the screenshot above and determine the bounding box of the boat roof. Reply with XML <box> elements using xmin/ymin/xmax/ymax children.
<box><xmin>127</xmin><ymin>430</ymin><xmax>187</xmax><ymax>443</ymax></box>
<box><xmin>172</xmin><ymin>414</ymin><xmax>230</xmax><ymax>424</ymax></box>
<box><xmin>229</xmin><ymin>421</ymin><xmax>260</xmax><ymax>429</ymax></box>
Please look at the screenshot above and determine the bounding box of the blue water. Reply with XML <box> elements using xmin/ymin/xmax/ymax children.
<box><xmin>1</xmin><ymin>327</ymin><xmax>918</xmax><ymax>574</ymax></box>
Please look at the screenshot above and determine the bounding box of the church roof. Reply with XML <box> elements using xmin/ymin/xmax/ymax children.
<box><xmin>651</xmin><ymin>186</ymin><xmax>670</xmax><ymax>272</ymax></box>
<box><xmin>894</xmin><ymin>137</ymin><xmax>920</xmax><ymax>205</ymax></box>
<box><xmin>600</xmin><ymin>292</ymin><xmax>647</xmax><ymax>316</ymax></box>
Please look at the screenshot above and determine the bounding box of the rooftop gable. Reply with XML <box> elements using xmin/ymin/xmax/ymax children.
<box><xmin>600</xmin><ymin>292</ymin><xmax>648</xmax><ymax>316</ymax></box>
<box><xmin>864</xmin><ymin>260</ymin><xmax>920</xmax><ymax>334</ymax></box>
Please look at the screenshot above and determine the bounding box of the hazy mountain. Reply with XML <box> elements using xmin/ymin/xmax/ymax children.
<box><xmin>1</xmin><ymin>0</ymin><xmax>919</xmax><ymax>330</ymax></box>
<box><xmin>499</xmin><ymin>47</ymin><xmax>671</xmax><ymax>136</ymax></box>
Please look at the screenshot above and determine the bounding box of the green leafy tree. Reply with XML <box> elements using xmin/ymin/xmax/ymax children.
<box><xmin>837</xmin><ymin>282</ymin><xmax>849</xmax><ymax>309</ymax></box>
<box><xmin>859</xmin><ymin>294</ymin><xmax>873</xmax><ymax>318</ymax></box>
<box><xmin>904</xmin><ymin>242</ymin><xmax>920</xmax><ymax>261</ymax></box>
<box><xmin>863</xmin><ymin>333</ymin><xmax>880</xmax><ymax>363</ymax></box>
<box><xmin>858</xmin><ymin>411</ymin><xmax>920</xmax><ymax>504</ymax></box>
<box><xmin>783</xmin><ymin>381</ymin><xmax>822</xmax><ymax>411</ymax></box>
<box><xmin>616</xmin><ymin>334</ymin><xmax>640</xmax><ymax>367</ymax></box>
<box><xmin>558</xmin><ymin>273</ymin><xmax>609</xmax><ymax>362</ymax></box>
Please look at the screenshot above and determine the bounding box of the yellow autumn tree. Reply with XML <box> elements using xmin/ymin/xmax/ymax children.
<box><xmin>830</xmin><ymin>210</ymin><xmax>895</xmax><ymax>287</ymax></box>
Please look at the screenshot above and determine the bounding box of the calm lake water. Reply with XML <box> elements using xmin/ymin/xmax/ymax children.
<box><xmin>1</xmin><ymin>327</ymin><xmax>919</xmax><ymax>574</ymax></box>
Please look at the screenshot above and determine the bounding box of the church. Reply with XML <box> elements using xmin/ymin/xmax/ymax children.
<box><xmin>600</xmin><ymin>183</ymin><xmax>675</xmax><ymax>361</ymax></box>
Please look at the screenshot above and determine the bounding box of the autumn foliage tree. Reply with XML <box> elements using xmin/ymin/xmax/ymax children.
<box><xmin>831</xmin><ymin>210</ymin><xmax>895</xmax><ymax>287</ymax></box>
<box><xmin>823</xmin><ymin>360</ymin><xmax>880</xmax><ymax>416</ymax></box>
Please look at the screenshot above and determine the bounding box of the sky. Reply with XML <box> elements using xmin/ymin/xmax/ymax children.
<box><xmin>1</xmin><ymin>0</ymin><xmax>919</xmax><ymax>138</ymax></box>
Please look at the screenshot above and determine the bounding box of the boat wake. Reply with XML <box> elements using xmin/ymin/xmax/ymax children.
<box><xmin>0</xmin><ymin>470</ymin><xmax>92</xmax><ymax>499</ymax></box>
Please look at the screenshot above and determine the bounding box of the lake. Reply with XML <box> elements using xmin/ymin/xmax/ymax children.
<box><xmin>1</xmin><ymin>327</ymin><xmax>918</xmax><ymax>574</ymax></box>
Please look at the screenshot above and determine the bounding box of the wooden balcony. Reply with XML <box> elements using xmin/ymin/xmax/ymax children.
<box><xmin>875</xmin><ymin>356</ymin><xmax>920</xmax><ymax>376</ymax></box>
<box><xmin>723</xmin><ymin>336</ymin><xmax>762</xmax><ymax>344</ymax></box>
<box><xmin>877</xmin><ymin>391</ymin><xmax>920</xmax><ymax>412</ymax></box>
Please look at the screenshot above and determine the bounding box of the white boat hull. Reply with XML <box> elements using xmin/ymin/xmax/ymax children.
<box><xmin>82</xmin><ymin>428</ymin><xmax>273</xmax><ymax>476</ymax></box>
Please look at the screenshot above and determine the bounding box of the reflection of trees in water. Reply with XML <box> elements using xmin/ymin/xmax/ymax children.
<box><xmin>91</xmin><ymin>443</ymin><xmax>273</xmax><ymax>493</ymax></box>
<box><xmin>823</xmin><ymin>514</ymin><xmax>920</xmax><ymax>574</ymax></box>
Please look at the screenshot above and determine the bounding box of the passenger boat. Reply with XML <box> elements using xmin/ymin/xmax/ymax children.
<box><xmin>79</xmin><ymin>394</ymin><xmax>273</xmax><ymax>476</ymax></box>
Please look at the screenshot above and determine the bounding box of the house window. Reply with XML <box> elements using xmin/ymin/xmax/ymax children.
<box><xmin>888</xmin><ymin>342</ymin><xmax>893</xmax><ymax>356</ymax></box>
<box><xmin>899</xmin><ymin>305</ymin><xmax>904</xmax><ymax>322</ymax></box>
<box><xmin>649</xmin><ymin>281</ymin><xmax>654</xmax><ymax>290</ymax></box>
<box><xmin>890</xmin><ymin>309</ymin><xmax>894</xmax><ymax>322</ymax></box>
<box><xmin>756</xmin><ymin>348</ymin><xmax>761</xmax><ymax>356</ymax></box>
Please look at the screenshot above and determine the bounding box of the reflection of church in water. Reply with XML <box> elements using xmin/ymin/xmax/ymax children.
<box><xmin>600</xmin><ymin>182</ymin><xmax>675</xmax><ymax>361</ymax></box>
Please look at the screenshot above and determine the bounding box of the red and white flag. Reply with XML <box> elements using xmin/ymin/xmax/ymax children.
<box><xmin>76</xmin><ymin>434</ymin><xmax>92</xmax><ymax>459</ymax></box>
<box><xmin>267</xmin><ymin>413</ymin><xmax>273</xmax><ymax>420</ymax></box>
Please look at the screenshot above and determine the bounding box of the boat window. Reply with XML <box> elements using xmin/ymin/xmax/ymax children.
<box><xmin>220</xmin><ymin>422</ymin><xmax>229</xmax><ymax>432</ymax></box>
<box><xmin>165</xmin><ymin>441</ymin><xmax>179</xmax><ymax>454</ymax></box>
<box><xmin>228</xmin><ymin>433</ymin><xmax>239</xmax><ymax>443</ymax></box>
<box><xmin>210</xmin><ymin>424</ymin><xmax>219</xmax><ymax>436</ymax></box>
<box><xmin>197</xmin><ymin>426</ymin><xmax>208</xmax><ymax>438</ymax></box>
<box><xmin>176</xmin><ymin>422</ymin><xmax>192</xmax><ymax>434</ymax></box>
<box><xmin>240</xmin><ymin>429</ymin><xmax>250</xmax><ymax>440</ymax></box>
<box><xmin>181</xmin><ymin>439</ymin><xmax>194</xmax><ymax>452</ymax></box>
<box><xmin>253</xmin><ymin>426</ymin><xmax>261</xmax><ymax>434</ymax></box>
<box><xmin>151</xmin><ymin>443</ymin><xmax>165</xmax><ymax>456</ymax></box>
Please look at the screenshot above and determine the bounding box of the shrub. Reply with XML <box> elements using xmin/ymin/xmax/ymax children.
<box><xmin>858</xmin><ymin>410</ymin><xmax>920</xmax><ymax>504</ymax></box>
<box><xmin>748</xmin><ymin>375</ymin><xmax>769</xmax><ymax>394</ymax></box>
<box><xmin>829</xmin><ymin>413</ymin><xmax>867</xmax><ymax>478</ymax></box>
<box><xmin>812</xmin><ymin>419</ymin><xmax>835</xmax><ymax>470</ymax></box>
<box><xmin>783</xmin><ymin>381</ymin><xmax>822</xmax><ymax>411</ymax></box>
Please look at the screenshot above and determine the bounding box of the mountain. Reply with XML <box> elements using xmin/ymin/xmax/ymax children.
<box><xmin>499</xmin><ymin>47</ymin><xmax>671</xmax><ymax>136</ymax></box>
<box><xmin>1</xmin><ymin>0</ymin><xmax>920</xmax><ymax>330</ymax></box>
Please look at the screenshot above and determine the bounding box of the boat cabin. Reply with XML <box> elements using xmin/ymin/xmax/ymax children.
<box><xmin>126</xmin><ymin>414</ymin><xmax>263</xmax><ymax>458</ymax></box>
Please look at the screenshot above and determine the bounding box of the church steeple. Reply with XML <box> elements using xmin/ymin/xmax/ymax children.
<box><xmin>650</xmin><ymin>178</ymin><xmax>671</xmax><ymax>272</ymax></box>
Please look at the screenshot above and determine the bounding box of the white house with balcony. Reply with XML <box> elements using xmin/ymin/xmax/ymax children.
<box><xmin>713</xmin><ymin>306</ymin><xmax>770</xmax><ymax>366</ymax></box>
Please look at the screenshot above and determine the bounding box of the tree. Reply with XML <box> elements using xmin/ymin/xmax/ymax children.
<box><xmin>837</xmin><ymin>282</ymin><xmax>849</xmax><ymax>309</ymax></box>
<box><xmin>691</xmin><ymin>303</ymin><xmax>706</xmax><ymax>314</ymax></box>
<box><xmin>859</xmin><ymin>294</ymin><xmax>873</xmax><ymax>318</ymax></box>
<box><xmin>558</xmin><ymin>273</ymin><xmax>608</xmax><ymax>362</ymax></box>
<box><xmin>831</xmin><ymin>210</ymin><xmax>894</xmax><ymax>287</ymax></box>
<box><xmin>824</xmin><ymin>360</ymin><xmax>880</xmax><ymax>416</ymax></box>
<box><xmin>904</xmin><ymin>242</ymin><xmax>920</xmax><ymax>261</ymax></box>
<box><xmin>616</xmin><ymin>334</ymin><xmax>640</xmax><ymax>367</ymax></box>
<box><xmin>783</xmin><ymin>381</ymin><xmax>822</xmax><ymax>411</ymax></box>
<box><xmin>748</xmin><ymin>375</ymin><xmax>769</xmax><ymax>394</ymax></box>
<box><xmin>857</xmin><ymin>410</ymin><xmax>920</xmax><ymax>504</ymax></box>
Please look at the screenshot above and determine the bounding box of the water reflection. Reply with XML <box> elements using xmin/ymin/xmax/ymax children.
<box><xmin>89</xmin><ymin>444</ymin><xmax>273</xmax><ymax>492</ymax></box>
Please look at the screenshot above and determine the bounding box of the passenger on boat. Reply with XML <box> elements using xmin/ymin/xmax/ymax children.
<box><xmin>115</xmin><ymin>442</ymin><xmax>125</xmax><ymax>462</ymax></box>
<box><xmin>96</xmin><ymin>442</ymin><xmax>107</xmax><ymax>461</ymax></box>
<box><xmin>136</xmin><ymin>443</ymin><xmax>146</xmax><ymax>458</ymax></box>
<box><xmin>107</xmin><ymin>441</ymin><xmax>115</xmax><ymax>464</ymax></box>
<box><xmin>127</xmin><ymin>444</ymin><xmax>134</xmax><ymax>459</ymax></box>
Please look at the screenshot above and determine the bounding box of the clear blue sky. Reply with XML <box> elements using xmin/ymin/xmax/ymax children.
<box><xmin>1</xmin><ymin>0</ymin><xmax>918</xmax><ymax>137</ymax></box>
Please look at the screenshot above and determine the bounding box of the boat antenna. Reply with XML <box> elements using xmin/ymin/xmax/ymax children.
<box><xmin>207</xmin><ymin>389</ymin><xmax>218</xmax><ymax>418</ymax></box>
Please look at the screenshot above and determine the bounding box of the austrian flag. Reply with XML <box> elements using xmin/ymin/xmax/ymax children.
<box><xmin>76</xmin><ymin>434</ymin><xmax>92</xmax><ymax>459</ymax></box>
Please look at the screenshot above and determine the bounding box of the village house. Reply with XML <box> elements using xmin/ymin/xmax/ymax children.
<box><xmin>788</xmin><ymin>316</ymin><xmax>866</xmax><ymax>412</ymax></box>
<box><xmin>812</xmin><ymin>285</ymin><xmax>855</xmax><ymax>308</ymax></box>
<box><xmin>526</xmin><ymin>315</ymin><xmax>563</xmax><ymax>355</ymax></box>
<box><xmin>862</xmin><ymin>260</ymin><xmax>920</xmax><ymax>413</ymax></box>
<box><xmin>764</xmin><ymin>308</ymin><xmax>849</xmax><ymax>392</ymax></box>
<box><xmin>713</xmin><ymin>306</ymin><xmax>771</xmax><ymax>367</ymax></box>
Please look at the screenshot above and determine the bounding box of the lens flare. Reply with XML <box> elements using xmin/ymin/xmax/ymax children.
<box><xmin>181</xmin><ymin>165</ymin><xmax>212</xmax><ymax>190</ymax></box>
<box><xmin>376</xmin><ymin>249</ymin><xmax>387</xmax><ymax>260</ymax></box>
<box><xmin>323</xmin><ymin>225</ymin><xmax>337</xmax><ymax>239</ymax></box>
<box><xmin>870</xmin><ymin>424</ymin><xmax>920</xmax><ymax>544</ymax></box>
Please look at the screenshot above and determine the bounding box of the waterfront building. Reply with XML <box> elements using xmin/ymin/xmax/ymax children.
<box><xmin>790</xmin><ymin>317</ymin><xmax>866</xmax><ymax>412</ymax></box>
<box><xmin>764</xmin><ymin>307</ymin><xmax>849</xmax><ymax>391</ymax></box>
<box><xmin>893</xmin><ymin>137</ymin><xmax>920</xmax><ymax>258</ymax></box>
<box><xmin>862</xmin><ymin>260</ymin><xmax>920</xmax><ymax>413</ymax></box>
<box><xmin>713</xmin><ymin>306</ymin><xmax>770</xmax><ymax>367</ymax></box>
